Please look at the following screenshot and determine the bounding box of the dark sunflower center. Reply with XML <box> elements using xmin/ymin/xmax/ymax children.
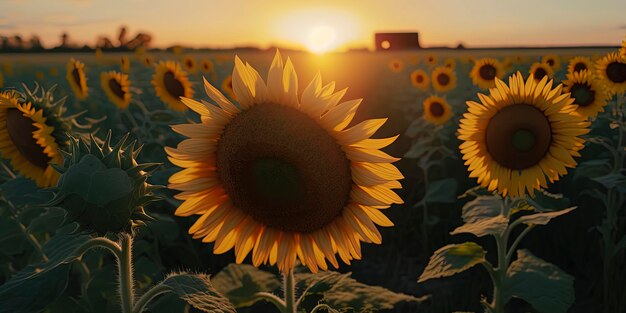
<box><xmin>570</xmin><ymin>83</ymin><xmax>595</xmax><ymax>107</ymax></box>
<box><xmin>71</xmin><ymin>68</ymin><xmax>83</xmax><ymax>90</ymax></box>
<box><xmin>163</xmin><ymin>71</ymin><xmax>185</xmax><ymax>99</ymax></box>
<box><xmin>186</xmin><ymin>60</ymin><xmax>193</xmax><ymax>68</ymax></box>
<box><xmin>606</xmin><ymin>62</ymin><xmax>626</xmax><ymax>83</ymax></box>
<box><xmin>479</xmin><ymin>64</ymin><xmax>497</xmax><ymax>80</ymax></box>
<box><xmin>547</xmin><ymin>59</ymin><xmax>555</xmax><ymax>66</ymax></box>
<box><xmin>216</xmin><ymin>103</ymin><xmax>352</xmax><ymax>233</ymax></box>
<box><xmin>5</xmin><ymin>109</ymin><xmax>51</xmax><ymax>169</ymax></box>
<box><xmin>533</xmin><ymin>67</ymin><xmax>547</xmax><ymax>81</ymax></box>
<box><xmin>437</xmin><ymin>73</ymin><xmax>450</xmax><ymax>86</ymax></box>
<box><xmin>485</xmin><ymin>104</ymin><xmax>552</xmax><ymax>170</ymax></box>
<box><xmin>108</xmin><ymin>78</ymin><xmax>126</xmax><ymax>100</ymax></box>
<box><xmin>416</xmin><ymin>75</ymin><xmax>424</xmax><ymax>83</ymax></box>
<box><xmin>429</xmin><ymin>102</ymin><xmax>445</xmax><ymax>117</ymax></box>
<box><xmin>573</xmin><ymin>62</ymin><xmax>587</xmax><ymax>73</ymax></box>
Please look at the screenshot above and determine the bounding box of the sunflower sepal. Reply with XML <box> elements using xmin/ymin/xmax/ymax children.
<box><xmin>47</xmin><ymin>132</ymin><xmax>160</xmax><ymax>235</ymax></box>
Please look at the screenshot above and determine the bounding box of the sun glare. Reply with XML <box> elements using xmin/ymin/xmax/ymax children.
<box><xmin>307</xmin><ymin>26</ymin><xmax>336</xmax><ymax>54</ymax></box>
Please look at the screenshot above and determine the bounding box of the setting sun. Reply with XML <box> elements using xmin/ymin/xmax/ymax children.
<box><xmin>307</xmin><ymin>26</ymin><xmax>337</xmax><ymax>53</ymax></box>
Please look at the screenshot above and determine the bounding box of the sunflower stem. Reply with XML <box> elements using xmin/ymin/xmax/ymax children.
<box><xmin>0</xmin><ymin>161</ymin><xmax>16</xmax><ymax>179</ymax></box>
<box><xmin>119</xmin><ymin>234</ymin><xmax>135</xmax><ymax>313</ymax></box>
<box><xmin>491</xmin><ymin>232</ymin><xmax>508</xmax><ymax>313</ymax></box>
<box><xmin>132</xmin><ymin>283</ymin><xmax>171</xmax><ymax>313</ymax></box>
<box><xmin>283</xmin><ymin>269</ymin><xmax>297</xmax><ymax>313</ymax></box>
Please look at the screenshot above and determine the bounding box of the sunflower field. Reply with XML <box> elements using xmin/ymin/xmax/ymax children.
<box><xmin>0</xmin><ymin>41</ymin><xmax>625</xmax><ymax>313</ymax></box>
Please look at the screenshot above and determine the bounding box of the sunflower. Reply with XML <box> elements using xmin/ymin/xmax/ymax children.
<box><xmin>166</xmin><ymin>51</ymin><xmax>403</xmax><ymax>273</ymax></box>
<box><xmin>595</xmin><ymin>52</ymin><xmax>626</xmax><ymax>96</ymax></box>
<box><xmin>49</xmin><ymin>67</ymin><xmax>59</xmax><ymax>77</ymax></box>
<box><xmin>529</xmin><ymin>62</ymin><xmax>554</xmax><ymax>83</ymax></box>
<box><xmin>410</xmin><ymin>69</ymin><xmax>430</xmax><ymax>90</ymax></box>
<box><xmin>542</xmin><ymin>54</ymin><xmax>561</xmax><ymax>71</ymax></box>
<box><xmin>562</xmin><ymin>70</ymin><xmax>608</xmax><ymax>118</ymax></box>
<box><xmin>120</xmin><ymin>56</ymin><xmax>131</xmax><ymax>73</ymax></box>
<box><xmin>501</xmin><ymin>57</ymin><xmax>513</xmax><ymax>71</ymax></box>
<box><xmin>621</xmin><ymin>36</ymin><xmax>626</xmax><ymax>57</ymax></box>
<box><xmin>458</xmin><ymin>72</ymin><xmax>590</xmax><ymax>197</ymax></box>
<box><xmin>221</xmin><ymin>75</ymin><xmax>236</xmax><ymax>100</ymax></box>
<box><xmin>425</xmin><ymin>55</ymin><xmax>438</xmax><ymax>67</ymax></box>
<box><xmin>443</xmin><ymin>58</ymin><xmax>456</xmax><ymax>69</ymax></box>
<box><xmin>182</xmin><ymin>56</ymin><xmax>198</xmax><ymax>73</ymax></box>
<box><xmin>431</xmin><ymin>66</ymin><xmax>457</xmax><ymax>92</ymax></box>
<box><xmin>142</xmin><ymin>55</ymin><xmax>155</xmax><ymax>67</ymax></box>
<box><xmin>423</xmin><ymin>95</ymin><xmax>452</xmax><ymax>125</ymax></box>
<box><xmin>0</xmin><ymin>91</ymin><xmax>64</xmax><ymax>187</ymax></box>
<box><xmin>200</xmin><ymin>60</ymin><xmax>214</xmax><ymax>72</ymax></box>
<box><xmin>0</xmin><ymin>72</ymin><xmax>3</xmax><ymax>88</ymax></box>
<box><xmin>95</xmin><ymin>48</ymin><xmax>103</xmax><ymax>60</ymax></box>
<box><xmin>151</xmin><ymin>61</ymin><xmax>194</xmax><ymax>111</ymax></box>
<box><xmin>469</xmin><ymin>58</ymin><xmax>505</xmax><ymax>89</ymax></box>
<box><xmin>66</xmin><ymin>58</ymin><xmax>88</xmax><ymax>100</ymax></box>
<box><xmin>35</xmin><ymin>71</ymin><xmax>45</xmax><ymax>81</ymax></box>
<box><xmin>388</xmin><ymin>59</ymin><xmax>404</xmax><ymax>73</ymax></box>
<box><xmin>101</xmin><ymin>71</ymin><xmax>131</xmax><ymax>110</ymax></box>
<box><xmin>567</xmin><ymin>56</ymin><xmax>593</xmax><ymax>76</ymax></box>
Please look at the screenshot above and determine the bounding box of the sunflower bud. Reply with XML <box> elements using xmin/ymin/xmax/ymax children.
<box><xmin>49</xmin><ymin>132</ymin><xmax>160</xmax><ymax>234</ymax></box>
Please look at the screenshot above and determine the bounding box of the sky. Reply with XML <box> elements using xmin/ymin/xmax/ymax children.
<box><xmin>1</xmin><ymin>0</ymin><xmax>625</xmax><ymax>51</ymax></box>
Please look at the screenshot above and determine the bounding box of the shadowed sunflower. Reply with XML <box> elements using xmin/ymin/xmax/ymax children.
<box><xmin>152</xmin><ymin>61</ymin><xmax>194</xmax><ymax>111</ymax></box>
<box><xmin>166</xmin><ymin>51</ymin><xmax>403</xmax><ymax>273</ymax></box>
<box><xmin>182</xmin><ymin>56</ymin><xmax>198</xmax><ymax>73</ymax></box>
<box><xmin>142</xmin><ymin>55</ymin><xmax>155</xmax><ymax>67</ymax></box>
<box><xmin>431</xmin><ymin>66</ymin><xmax>457</xmax><ymax>92</ymax></box>
<box><xmin>410</xmin><ymin>69</ymin><xmax>430</xmax><ymax>90</ymax></box>
<box><xmin>567</xmin><ymin>56</ymin><xmax>593</xmax><ymax>76</ymax></box>
<box><xmin>459</xmin><ymin>72</ymin><xmax>590</xmax><ymax>197</ymax></box>
<box><xmin>0</xmin><ymin>72</ymin><xmax>3</xmax><ymax>88</ymax></box>
<box><xmin>0</xmin><ymin>90</ymin><xmax>68</xmax><ymax>187</ymax></box>
<box><xmin>542</xmin><ymin>54</ymin><xmax>561</xmax><ymax>71</ymax></box>
<box><xmin>423</xmin><ymin>95</ymin><xmax>452</xmax><ymax>125</ymax></box>
<box><xmin>595</xmin><ymin>52</ymin><xmax>626</xmax><ymax>96</ymax></box>
<box><xmin>529</xmin><ymin>62</ymin><xmax>554</xmax><ymax>83</ymax></box>
<box><xmin>388</xmin><ymin>59</ymin><xmax>404</xmax><ymax>73</ymax></box>
<box><xmin>101</xmin><ymin>71</ymin><xmax>131</xmax><ymax>110</ymax></box>
<box><xmin>562</xmin><ymin>70</ymin><xmax>608</xmax><ymax>119</ymax></box>
<box><xmin>201</xmin><ymin>60</ymin><xmax>214</xmax><ymax>72</ymax></box>
<box><xmin>66</xmin><ymin>58</ymin><xmax>88</xmax><ymax>100</ymax></box>
<box><xmin>425</xmin><ymin>55</ymin><xmax>438</xmax><ymax>67</ymax></box>
<box><xmin>221</xmin><ymin>75</ymin><xmax>236</xmax><ymax>100</ymax></box>
<box><xmin>120</xmin><ymin>56</ymin><xmax>130</xmax><ymax>73</ymax></box>
<box><xmin>470</xmin><ymin>58</ymin><xmax>505</xmax><ymax>89</ymax></box>
<box><xmin>49</xmin><ymin>67</ymin><xmax>59</xmax><ymax>77</ymax></box>
<box><xmin>443</xmin><ymin>58</ymin><xmax>456</xmax><ymax>69</ymax></box>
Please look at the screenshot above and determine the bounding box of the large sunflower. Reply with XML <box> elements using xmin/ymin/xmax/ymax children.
<box><xmin>66</xmin><ymin>58</ymin><xmax>88</xmax><ymax>100</ymax></box>
<box><xmin>151</xmin><ymin>61</ymin><xmax>194</xmax><ymax>111</ymax></box>
<box><xmin>166</xmin><ymin>51</ymin><xmax>403</xmax><ymax>273</ymax></box>
<box><xmin>458</xmin><ymin>72</ymin><xmax>589</xmax><ymax>197</ymax></box>
<box><xmin>101</xmin><ymin>71</ymin><xmax>131</xmax><ymax>110</ymax></box>
<box><xmin>542</xmin><ymin>54</ymin><xmax>561</xmax><ymax>71</ymax></box>
<box><xmin>567</xmin><ymin>56</ymin><xmax>593</xmax><ymax>76</ymax></box>
<box><xmin>410</xmin><ymin>69</ymin><xmax>430</xmax><ymax>90</ymax></box>
<box><xmin>423</xmin><ymin>95</ymin><xmax>452</xmax><ymax>125</ymax></box>
<box><xmin>562</xmin><ymin>70</ymin><xmax>608</xmax><ymax>119</ymax></box>
<box><xmin>595</xmin><ymin>52</ymin><xmax>626</xmax><ymax>96</ymax></box>
<box><xmin>529</xmin><ymin>62</ymin><xmax>554</xmax><ymax>83</ymax></box>
<box><xmin>0</xmin><ymin>91</ymin><xmax>65</xmax><ymax>187</ymax></box>
<box><xmin>431</xmin><ymin>66</ymin><xmax>457</xmax><ymax>92</ymax></box>
<box><xmin>469</xmin><ymin>58</ymin><xmax>505</xmax><ymax>89</ymax></box>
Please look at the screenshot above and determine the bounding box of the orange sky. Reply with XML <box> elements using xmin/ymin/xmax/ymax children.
<box><xmin>2</xmin><ymin>0</ymin><xmax>625</xmax><ymax>50</ymax></box>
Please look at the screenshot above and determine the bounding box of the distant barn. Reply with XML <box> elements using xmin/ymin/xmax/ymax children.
<box><xmin>375</xmin><ymin>32</ymin><xmax>421</xmax><ymax>51</ymax></box>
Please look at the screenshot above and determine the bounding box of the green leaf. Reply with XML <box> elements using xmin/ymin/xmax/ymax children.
<box><xmin>211</xmin><ymin>264</ymin><xmax>281</xmax><ymax>308</ymax></box>
<box><xmin>591</xmin><ymin>173</ymin><xmax>626</xmax><ymax>191</ymax></box>
<box><xmin>418</xmin><ymin>242</ymin><xmax>486</xmax><ymax>283</ymax></box>
<box><xmin>504</xmin><ymin>249</ymin><xmax>574</xmax><ymax>313</ymax></box>
<box><xmin>0</xmin><ymin>177</ymin><xmax>39</xmax><ymax>207</ymax></box>
<box><xmin>425</xmin><ymin>178</ymin><xmax>458</xmax><ymax>204</ymax></box>
<box><xmin>516</xmin><ymin>207</ymin><xmax>575</xmax><ymax>226</ymax></box>
<box><xmin>526</xmin><ymin>191</ymin><xmax>570</xmax><ymax>212</ymax></box>
<box><xmin>0</xmin><ymin>232</ymin><xmax>90</xmax><ymax>313</ymax></box>
<box><xmin>574</xmin><ymin>159</ymin><xmax>612</xmax><ymax>180</ymax></box>
<box><xmin>450</xmin><ymin>214</ymin><xmax>509</xmax><ymax>237</ymax></box>
<box><xmin>27</xmin><ymin>207</ymin><xmax>66</xmax><ymax>234</ymax></box>
<box><xmin>150</xmin><ymin>110</ymin><xmax>180</xmax><ymax>124</ymax></box>
<box><xmin>295</xmin><ymin>271</ymin><xmax>351</xmax><ymax>295</ymax></box>
<box><xmin>459</xmin><ymin>195</ymin><xmax>503</xmax><ymax>223</ymax></box>
<box><xmin>0</xmin><ymin>217</ymin><xmax>28</xmax><ymax>255</ymax></box>
<box><xmin>321</xmin><ymin>272</ymin><xmax>424</xmax><ymax>312</ymax></box>
<box><xmin>161</xmin><ymin>272</ymin><xmax>236</xmax><ymax>313</ymax></box>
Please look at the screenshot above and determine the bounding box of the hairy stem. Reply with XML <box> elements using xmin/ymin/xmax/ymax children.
<box><xmin>132</xmin><ymin>283</ymin><xmax>171</xmax><ymax>313</ymax></box>
<box><xmin>119</xmin><ymin>234</ymin><xmax>135</xmax><ymax>313</ymax></box>
<box><xmin>283</xmin><ymin>269</ymin><xmax>297</xmax><ymax>313</ymax></box>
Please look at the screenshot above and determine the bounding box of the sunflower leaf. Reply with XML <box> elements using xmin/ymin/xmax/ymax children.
<box><xmin>161</xmin><ymin>272</ymin><xmax>236</xmax><ymax>313</ymax></box>
<box><xmin>450</xmin><ymin>214</ymin><xmax>509</xmax><ymax>237</ymax></box>
<box><xmin>211</xmin><ymin>264</ymin><xmax>281</xmax><ymax>308</ymax></box>
<box><xmin>425</xmin><ymin>178</ymin><xmax>458</xmax><ymax>204</ymax></box>
<box><xmin>0</xmin><ymin>216</ymin><xmax>28</xmax><ymax>255</ymax></box>
<box><xmin>460</xmin><ymin>195</ymin><xmax>503</xmax><ymax>223</ymax></box>
<box><xmin>516</xmin><ymin>207</ymin><xmax>575</xmax><ymax>226</ymax></box>
<box><xmin>418</xmin><ymin>242</ymin><xmax>486</xmax><ymax>283</ymax></box>
<box><xmin>504</xmin><ymin>249</ymin><xmax>574</xmax><ymax>313</ymax></box>
<box><xmin>315</xmin><ymin>272</ymin><xmax>425</xmax><ymax>312</ymax></box>
<box><xmin>0</xmin><ymin>232</ymin><xmax>90</xmax><ymax>313</ymax></box>
<box><xmin>295</xmin><ymin>271</ymin><xmax>351</xmax><ymax>295</ymax></box>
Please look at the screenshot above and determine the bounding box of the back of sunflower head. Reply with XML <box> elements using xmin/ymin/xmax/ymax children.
<box><xmin>48</xmin><ymin>132</ymin><xmax>161</xmax><ymax>235</ymax></box>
